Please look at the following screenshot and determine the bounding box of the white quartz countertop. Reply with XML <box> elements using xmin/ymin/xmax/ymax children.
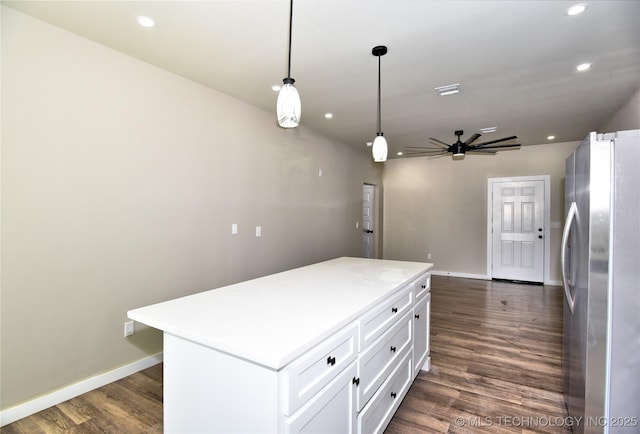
<box><xmin>128</xmin><ymin>257</ymin><xmax>432</xmax><ymax>370</ymax></box>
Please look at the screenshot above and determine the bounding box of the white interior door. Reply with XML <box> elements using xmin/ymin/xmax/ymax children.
<box><xmin>362</xmin><ymin>185</ymin><xmax>375</xmax><ymax>258</ymax></box>
<box><xmin>491</xmin><ymin>180</ymin><xmax>545</xmax><ymax>283</ymax></box>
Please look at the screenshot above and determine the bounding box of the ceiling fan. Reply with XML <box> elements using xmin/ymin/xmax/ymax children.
<box><xmin>405</xmin><ymin>130</ymin><xmax>521</xmax><ymax>160</ymax></box>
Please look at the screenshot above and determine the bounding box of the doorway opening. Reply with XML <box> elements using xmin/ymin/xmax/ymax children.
<box><xmin>362</xmin><ymin>184</ymin><xmax>380</xmax><ymax>258</ymax></box>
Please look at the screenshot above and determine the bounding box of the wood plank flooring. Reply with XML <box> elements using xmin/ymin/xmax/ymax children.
<box><xmin>385</xmin><ymin>276</ymin><xmax>570</xmax><ymax>434</ymax></box>
<box><xmin>2</xmin><ymin>275</ymin><xmax>569</xmax><ymax>434</ymax></box>
<box><xmin>1</xmin><ymin>364</ymin><xmax>163</xmax><ymax>434</ymax></box>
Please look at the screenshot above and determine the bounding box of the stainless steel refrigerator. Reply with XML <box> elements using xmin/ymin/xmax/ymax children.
<box><xmin>562</xmin><ymin>129</ymin><xmax>640</xmax><ymax>433</ymax></box>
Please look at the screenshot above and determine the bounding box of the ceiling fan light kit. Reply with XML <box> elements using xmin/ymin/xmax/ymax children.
<box><xmin>372</xmin><ymin>45</ymin><xmax>389</xmax><ymax>162</ymax></box>
<box><xmin>276</xmin><ymin>0</ymin><xmax>301</xmax><ymax>128</ymax></box>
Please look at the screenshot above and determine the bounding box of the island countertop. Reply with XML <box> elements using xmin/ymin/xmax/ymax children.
<box><xmin>128</xmin><ymin>257</ymin><xmax>433</xmax><ymax>370</ymax></box>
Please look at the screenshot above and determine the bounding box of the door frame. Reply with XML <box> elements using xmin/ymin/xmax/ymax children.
<box><xmin>486</xmin><ymin>175</ymin><xmax>551</xmax><ymax>284</ymax></box>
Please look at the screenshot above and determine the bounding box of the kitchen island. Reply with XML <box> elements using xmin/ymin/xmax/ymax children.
<box><xmin>128</xmin><ymin>257</ymin><xmax>433</xmax><ymax>433</ymax></box>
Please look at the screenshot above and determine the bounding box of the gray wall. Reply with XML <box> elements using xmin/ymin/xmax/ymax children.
<box><xmin>0</xmin><ymin>7</ymin><xmax>381</xmax><ymax>409</ymax></box>
<box><xmin>599</xmin><ymin>88</ymin><xmax>640</xmax><ymax>134</ymax></box>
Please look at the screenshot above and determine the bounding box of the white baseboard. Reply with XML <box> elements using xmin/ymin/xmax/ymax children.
<box><xmin>0</xmin><ymin>353</ymin><xmax>163</xmax><ymax>427</ymax></box>
<box><xmin>430</xmin><ymin>270</ymin><xmax>491</xmax><ymax>280</ymax></box>
<box><xmin>431</xmin><ymin>271</ymin><xmax>562</xmax><ymax>287</ymax></box>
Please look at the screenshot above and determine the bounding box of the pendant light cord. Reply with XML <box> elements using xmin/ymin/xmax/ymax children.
<box><xmin>287</xmin><ymin>0</ymin><xmax>293</xmax><ymax>80</ymax></box>
<box><xmin>377</xmin><ymin>54</ymin><xmax>382</xmax><ymax>134</ymax></box>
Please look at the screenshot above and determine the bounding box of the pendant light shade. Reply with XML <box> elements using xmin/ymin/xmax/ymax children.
<box><xmin>372</xmin><ymin>45</ymin><xmax>388</xmax><ymax>162</ymax></box>
<box><xmin>372</xmin><ymin>134</ymin><xmax>388</xmax><ymax>162</ymax></box>
<box><xmin>277</xmin><ymin>0</ymin><xmax>300</xmax><ymax>128</ymax></box>
<box><xmin>277</xmin><ymin>78</ymin><xmax>301</xmax><ymax>128</ymax></box>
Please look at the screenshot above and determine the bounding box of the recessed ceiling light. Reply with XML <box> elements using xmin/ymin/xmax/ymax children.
<box><xmin>272</xmin><ymin>85</ymin><xmax>281</xmax><ymax>92</ymax></box>
<box><xmin>366</xmin><ymin>141</ymin><xmax>373</xmax><ymax>148</ymax></box>
<box><xmin>566</xmin><ymin>4</ymin><xmax>587</xmax><ymax>16</ymax></box>
<box><xmin>434</xmin><ymin>84</ymin><xmax>460</xmax><ymax>96</ymax></box>
<box><xmin>576</xmin><ymin>63</ymin><xmax>592</xmax><ymax>72</ymax></box>
<box><xmin>479</xmin><ymin>127</ymin><xmax>497</xmax><ymax>134</ymax></box>
<box><xmin>136</xmin><ymin>16</ymin><xmax>155</xmax><ymax>28</ymax></box>
<box><xmin>397</xmin><ymin>151</ymin><xmax>404</xmax><ymax>156</ymax></box>
<box><xmin>547</xmin><ymin>135</ymin><xmax>556</xmax><ymax>140</ymax></box>
<box><xmin>324</xmin><ymin>113</ymin><xmax>333</xmax><ymax>119</ymax></box>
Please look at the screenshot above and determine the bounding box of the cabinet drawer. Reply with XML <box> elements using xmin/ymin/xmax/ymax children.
<box><xmin>282</xmin><ymin>323</ymin><xmax>358</xmax><ymax>416</ymax></box>
<box><xmin>357</xmin><ymin>351</ymin><xmax>412</xmax><ymax>434</ymax></box>
<box><xmin>356</xmin><ymin>311</ymin><xmax>412</xmax><ymax>411</ymax></box>
<box><xmin>413</xmin><ymin>273</ymin><xmax>430</xmax><ymax>303</ymax></box>
<box><xmin>358</xmin><ymin>286</ymin><xmax>412</xmax><ymax>351</ymax></box>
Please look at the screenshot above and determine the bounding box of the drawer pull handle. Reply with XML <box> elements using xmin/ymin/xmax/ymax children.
<box><xmin>326</xmin><ymin>356</ymin><xmax>336</xmax><ymax>366</ymax></box>
<box><xmin>391</xmin><ymin>307</ymin><xmax>398</xmax><ymax>313</ymax></box>
<box><xmin>415</xmin><ymin>314</ymin><xmax>420</xmax><ymax>319</ymax></box>
<box><xmin>390</xmin><ymin>391</ymin><xmax>397</xmax><ymax>399</ymax></box>
<box><xmin>352</xmin><ymin>377</ymin><xmax>360</xmax><ymax>386</ymax></box>
<box><xmin>390</xmin><ymin>346</ymin><xmax>396</xmax><ymax>353</ymax></box>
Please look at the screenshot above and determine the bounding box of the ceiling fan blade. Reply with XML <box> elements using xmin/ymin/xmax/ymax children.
<box><xmin>470</xmin><ymin>144</ymin><xmax>521</xmax><ymax>150</ymax></box>
<box><xmin>405</xmin><ymin>151</ymin><xmax>447</xmax><ymax>156</ymax></box>
<box><xmin>464</xmin><ymin>133</ymin><xmax>481</xmax><ymax>145</ymax></box>
<box><xmin>428</xmin><ymin>138</ymin><xmax>450</xmax><ymax>148</ymax></box>
<box><xmin>473</xmin><ymin>136</ymin><xmax>518</xmax><ymax>147</ymax></box>
<box><xmin>405</xmin><ymin>146</ymin><xmax>445</xmax><ymax>150</ymax></box>
<box><xmin>405</xmin><ymin>147</ymin><xmax>448</xmax><ymax>152</ymax></box>
<box><xmin>467</xmin><ymin>150</ymin><xmax>497</xmax><ymax>155</ymax></box>
<box><xmin>428</xmin><ymin>153</ymin><xmax>451</xmax><ymax>160</ymax></box>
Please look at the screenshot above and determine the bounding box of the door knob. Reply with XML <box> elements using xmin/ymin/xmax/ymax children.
<box><xmin>364</xmin><ymin>229</ymin><xmax>373</xmax><ymax>234</ymax></box>
<box><xmin>538</xmin><ymin>235</ymin><xmax>543</xmax><ymax>239</ymax></box>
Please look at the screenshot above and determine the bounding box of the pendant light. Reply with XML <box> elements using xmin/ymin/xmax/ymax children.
<box><xmin>371</xmin><ymin>45</ymin><xmax>388</xmax><ymax>162</ymax></box>
<box><xmin>277</xmin><ymin>0</ymin><xmax>301</xmax><ymax>128</ymax></box>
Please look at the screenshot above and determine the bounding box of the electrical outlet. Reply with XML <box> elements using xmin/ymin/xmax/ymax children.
<box><xmin>124</xmin><ymin>320</ymin><xmax>134</xmax><ymax>337</ymax></box>
<box><xmin>427</xmin><ymin>253</ymin><xmax>432</xmax><ymax>260</ymax></box>
<box><xmin>255</xmin><ymin>226</ymin><xmax>262</xmax><ymax>237</ymax></box>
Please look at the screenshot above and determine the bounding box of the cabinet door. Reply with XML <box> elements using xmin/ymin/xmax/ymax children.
<box><xmin>412</xmin><ymin>293</ymin><xmax>431</xmax><ymax>377</ymax></box>
<box><xmin>284</xmin><ymin>362</ymin><xmax>357</xmax><ymax>434</ymax></box>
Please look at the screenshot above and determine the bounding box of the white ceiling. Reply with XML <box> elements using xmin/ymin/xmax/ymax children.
<box><xmin>4</xmin><ymin>0</ymin><xmax>640</xmax><ymax>159</ymax></box>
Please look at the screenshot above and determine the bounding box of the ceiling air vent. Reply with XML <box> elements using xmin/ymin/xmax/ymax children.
<box><xmin>434</xmin><ymin>83</ymin><xmax>460</xmax><ymax>96</ymax></box>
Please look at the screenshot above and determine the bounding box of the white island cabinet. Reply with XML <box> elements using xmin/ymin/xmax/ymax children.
<box><xmin>128</xmin><ymin>257</ymin><xmax>433</xmax><ymax>434</ymax></box>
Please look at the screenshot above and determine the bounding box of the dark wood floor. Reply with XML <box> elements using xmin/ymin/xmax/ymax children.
<box><xmin>2</xmin><ymin>275</ymin><xmax>568</xmax><ymax>434</ymax></box>
<box><xmin>1</xmin><ymin>365</ymin><xmax>163</xmax><ymax>434</ymax></box>
<box><xmin>386</xmin><ymin>276</ymin><xmax>569</xmax><ymax>434</ymax></box>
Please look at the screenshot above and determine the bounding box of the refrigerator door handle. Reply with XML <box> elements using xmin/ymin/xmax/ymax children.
<box><xmin>561</xmin><ymin>201</ymin><xmax>577</xmax><ymax>313</ymax></box>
